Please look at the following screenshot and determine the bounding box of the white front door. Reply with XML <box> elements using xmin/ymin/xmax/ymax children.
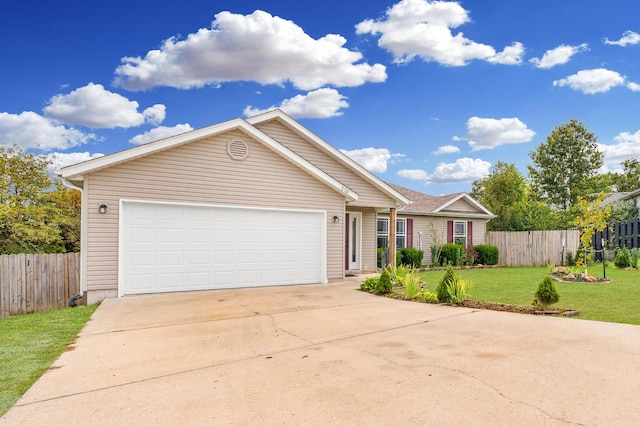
<box><xmin>347</xmin><ymin>212</ymin><xmax>362</xmax><ymax>270</ymax></box>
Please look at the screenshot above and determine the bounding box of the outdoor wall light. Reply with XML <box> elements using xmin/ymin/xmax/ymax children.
<box><xmin>99</xmin><ymin>204</ymin><xmax>108</xmax><ymax>214</ymax></box>
<box><xmin>333</xmin><ymin>215</ymin><xmax>339</xmax><ymax>223</ymax></box>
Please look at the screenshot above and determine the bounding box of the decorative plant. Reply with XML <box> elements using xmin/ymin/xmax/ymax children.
<box><xmin>445</xmin><ymin>275</ymin><xmax>473</xmax><ymax>304</ymax></box>
<box><xmin>436</xmin><ymin>266</ymin><xmax>457</xmax><ymax>303</ymax></box>
<box><xmin>614</xmin><ymin>247</ymin><xmax>631</xmax><ymax>268</ymax></box>
<box><xmin>398</xmin><ymin>271</ymin><xmax>423</xmax><ymax>300</ymax></box>
<box><xmin>533</xmin><ymin>276</ymin><xmax>559</xmax><ymax>309</ymax></box>
<box><xmin>573</xmin><ymin>194</ymin><xmax>610</xmax><ymax>276</ymax></box>
<box><xmin>359</xmin><ymin>276</ymin><xmax>380</xmax><ymax>292</ymax></box>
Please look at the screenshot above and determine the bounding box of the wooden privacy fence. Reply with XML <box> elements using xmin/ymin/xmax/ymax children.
<box><xmin>486</xmin><ymin>230</ymin><xmax>580</xmax><ymax>267</ymax></box>
<box><xmin>0</xmin><ymin>252</ymin><xmax>81</xmax><ymax>318</ymax></box>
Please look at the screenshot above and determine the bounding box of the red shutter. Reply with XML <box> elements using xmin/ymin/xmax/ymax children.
<box><xmin>406</xmin><ymin>219</ymin><xmax>413</xmax><ymax>247</ymax></box>
<box><xmin>447</xmin><ymin>220</ymin><xmax>453</xmax><ymax>243</ymax></box>
<box><xmin>467</xmin><ymin>221</ymin><xmax>473</xmax><ymax>247</ymax></box>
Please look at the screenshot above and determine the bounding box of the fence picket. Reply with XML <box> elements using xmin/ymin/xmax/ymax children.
<box><xmin>0</xmin><ymin>252</ymin><xmax>82</xmax><ymax>318</ymax></box>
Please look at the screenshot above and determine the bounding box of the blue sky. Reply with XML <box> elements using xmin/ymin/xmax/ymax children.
<box><xmin>1</xmin><ymin>0</ymin><xmax>639</xmax><ymax>195</ymax></box>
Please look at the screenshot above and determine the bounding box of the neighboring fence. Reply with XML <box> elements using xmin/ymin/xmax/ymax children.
<box><xmin>0</xmin><ymin>252</ymin><xmax>81</xmax><ymax>318</ymax></box>
<box><xmin>486</xmin><ymin>230</ymin><xmax>580</xmax><ymax>267</ymax></box>
<box><xmin>592</xmin><ymin>218</ymin><xmax>640</xmax><ymax>261</ymax></box>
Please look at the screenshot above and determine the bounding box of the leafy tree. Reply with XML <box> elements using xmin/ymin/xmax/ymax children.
<box><xmin>615</xmin><ymin>158</ymin><xmax>640</xmax><ymax>192</ymax></box>
<box><xmin>0</xmin><ymin>146</ymin><xmax>80</xmax><ymax>253</ymax></box>
<box><xmin>528</xmin><ymin>118</ymin><xmax>603</xmax><ymax>211</ymax></box>
<box><xmin>470</xmin><ymin>162</ymin><xmax>528</xmax><ymax>231</ymax></box>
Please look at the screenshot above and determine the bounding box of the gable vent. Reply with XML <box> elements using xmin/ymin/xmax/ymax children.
<box><xmin>227</xmin><ymin>140</ymin><xmax>249</xmax><ymax>160</ymax></box>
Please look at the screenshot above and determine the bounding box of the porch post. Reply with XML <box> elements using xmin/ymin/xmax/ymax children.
<box><xmin>389</xmin><ymin>207</ymin><xmax>396</xmax><ymax>267</ymax></box>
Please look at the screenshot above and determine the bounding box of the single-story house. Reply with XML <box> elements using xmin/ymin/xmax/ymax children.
<box><xmin>602</xmin><ymin>189</ymin><xmax>640</xmax><ymax>217</ymax></box>
<box><xmin>60</xmin><ymin>110</ymin><xmax>494</xmax><ymax>304</ymax></box>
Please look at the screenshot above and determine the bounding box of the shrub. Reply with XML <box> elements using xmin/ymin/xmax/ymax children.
<box><xmin>436</xmin><ymin>266</ymin><xmax>457</xmax><ymax>303</ymax></box>
<box><xmin>422</xmin><ymin>291</ymin><xmax>438</xmax><ymax>303</ymax></box>
<box><xmin>631</xmin><ymin>248</ymin><xmax>640</xmax><ymax>269</ymax></box>
<box><xmin>614</xmin><ymin>247</ymin><xmax>631</xmax><ymax>268</ymax></box>
<box><xmin>566</xmin><ymin>251</ymin><xmax>575</xmax><ymax>266</ymax></box>
<box><xmin>533</xmin><ymin>276</ymin><xmax>559</xmax><ymax>308</ymax></box>
<box><xmin>430</xmin><ymin>245</ymin><xmax>442</xmax><ymax>267</ymax></box>
<box><xmin>445</xmin><ymin>275</ymin><xmax>473</xmax><ymax>304</ymax></box>
<box><xmin>360</xmin><ymin>276</ymin><xmax>379</xmax><ymax>292</ymax></box>
<box><xmin>399</xmin><ymin>247</ymin><xmax>424</xmax><ymax>268</ymax></box>
<box><xmin>440</xmin><ymin>243</ymin><xmax>463</xmax><ymax>266</ymax></box>
<box><xmin>377</xmin><ymin>247</ymin><xmax>386</xmax><ymax>268</ymax></box>
<box><xmin>475</xmin><ymin>245</ymin><xmax>499</xmax><ymax>265</ymax></box>
<box><xmin>375</xmin><ymin>268</ymin><xmax>393</xmax><ymax>295</ymax></box>
<box><xmin>463</xmin><ymin>246</ymin><xmax>477</xmax><ymax>266</ymax></box>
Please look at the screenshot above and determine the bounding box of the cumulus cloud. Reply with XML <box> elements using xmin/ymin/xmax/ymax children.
<box><xmin>114</xmin><ymin>10</ymin><xmax>386</xmax><ymax>91</ymax></box>
<box><xmin>0</xmin><ymin>111</ymin><xmax>97</xmax><ymax>151</ymax></box>
<box><xmin>48</xmin><ymin>152</ymin><xmax>105</xmax><ymax>171</ymax></box>
<box><xmin>434</xmin><ymin>145</ymin><xmax>460</xmax><ymax>155</ymax></box>
<box><xmin>340</xmin><ymin>147</ymin><xmax>403</xmax><ymax>173</ymax></box>
<box><xmin>529</xmin><ymin>43</ymin><xmax>588</xmax><ymax>69</ymax></box>
<box><xmin>598</xmin><ymin>130</ymin><xmax>640</xmax><ymax>164</ymax></box>
<box><xmin>44</xmin><ymin>83</ymin><xmax>165</xmax><ymax>128</ymax></box>
<box><xmin>244</xmin><ymin>88</ymin><xmax>349</xmax><ymax>118</ymax></box>
<box><xmin>397</xmin><ymin>157</ymin><xmax>491</xmax><ymax>184</ymax></box>
<box><xmin>355</xmin><ymin>0</ymin><xmax>523</xmax><ymax>66</ymax></box>
<box><xmin>454</xmin><ymin>117</ymin><xmax>535</xmax><ymax>151</ymax></box>
<box><xmin>552</xmin><ymin>68</ymin><xmax>634</xmax><ymax>94</ymax></box>
<box><xmin>604</xmin><ymin>30</ymin><xmax>640</xmax><ymax>46</ymax></box>
<box><xmin>130</xmin><ymin>123</ymin><xmax>194</xmax><ymax>145</ymax></box>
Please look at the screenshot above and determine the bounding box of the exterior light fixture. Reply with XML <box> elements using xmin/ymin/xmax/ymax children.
<box><xmin>99</xmin><ymin>204</ymin><xmax>108</xmax><ymax>214</ymax></box>
<box><xmin>333</xmin><ymin>215</ymin><xmax>339</xmax><ymax>223</ymax></box>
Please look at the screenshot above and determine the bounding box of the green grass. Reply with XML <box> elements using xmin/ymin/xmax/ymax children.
<box><xmin>0</xmin><ymin>304</ymin><xmax>98</xmax><ymax>416</ymax></box>
<box><xmin>417</xmin><ymin>266</ymin><xmax>640</xmax><ymax>325</ymax></box>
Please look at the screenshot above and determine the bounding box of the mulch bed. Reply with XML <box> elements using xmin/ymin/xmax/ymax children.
<box><xmin>459</xmin><ymin>300</ymin><xmax>580</xmax><ymax>317</ymax></box>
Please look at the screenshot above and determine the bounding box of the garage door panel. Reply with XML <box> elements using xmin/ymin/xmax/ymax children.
<box><xmin>122</xmin><ymin>202</ymin><xmax>325</xmax><ymax>295</ymax></box>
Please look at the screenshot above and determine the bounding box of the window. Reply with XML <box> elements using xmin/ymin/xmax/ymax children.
<box><xmin>454</xmin><ymin>221</ymin><xmax>467</xmax><ymax>247</ymax></box>
<box><xmin>377</xmin><ymin>218</ymin><xmax>406</xmax><ymax>249</ymax></box>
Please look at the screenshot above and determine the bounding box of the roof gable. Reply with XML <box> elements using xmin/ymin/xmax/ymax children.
<box><xmin>59</xmin><ymin>117</ymin><xmax>358</xmax><ymax>202</ymax></box>
<box><xmin>246</xmin><ymin>110</ymin><xmax>410</xmax><ymax>206</ymax></box>
<box><xmin>387</xmin><ymin>182</ymin><xmax>494</xmax><ymax>218</ymax></box>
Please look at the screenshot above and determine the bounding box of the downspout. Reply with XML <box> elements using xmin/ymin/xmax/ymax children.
<box><xmin>57</xmin><ymin>173</ymin><xmax>85</xmax><ymax>306</ymax></box>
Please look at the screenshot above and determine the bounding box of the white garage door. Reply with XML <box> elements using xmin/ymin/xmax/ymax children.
<box><xmin>120</xmin><ymin>200</ymin><xmax>326</xmax><ymax>296</ymax></box>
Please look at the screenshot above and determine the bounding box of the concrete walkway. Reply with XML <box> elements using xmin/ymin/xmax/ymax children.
<box><xmin>2</xmin><ymin>278</ymin><xmax>640</xmax><ymax>425</ymax></box>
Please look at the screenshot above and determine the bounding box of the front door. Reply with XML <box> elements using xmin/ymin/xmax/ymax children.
<box><xmin>346</xmin><ymin>212</ymin><xmax>362</xmax><ymax>270</ymax></box>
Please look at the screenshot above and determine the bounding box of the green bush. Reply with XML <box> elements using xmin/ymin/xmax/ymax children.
<box><xmin>566</xmin><ymin>251</ymin><xmax>575</xmax><ymax>266</ymax></box>
<box><xmin>360</xmin><ymin>276</ymin><xmax>380</xmax><ymax>292</ymax></box>
<box><xmin>375</xmin><ymin>268</ymin><xmax>393</xmax><ymax>295</ymax></box>
<box><xmin>399</xmin><ymin>247</ymin><xmax>424</xmax><ymax>268</ymax></box>
<box><xmin>440</xmin><ymin>243</ymin><xmax>463</xmax><ymax>266</ymax></box>
<box><xmin>422</xmin><ymin>291</ymin><xmax>438</xmax><ymax>303</ymax></box>
<box><xmin>463</xmin><ymin>246</ymin><xmax>477</xmax><ymax>266</ymax></box>
<box><xmin>475</xmin><ymin>244</ymin><xmax>499</xmax><ymax>265</ymax></box>
<box><xmin>430</xmin><ymin>245</ymin><xmax>442</xmax><ymax>267</ymax></box>
<box><xmin>631</xmin><ymin>248</ymin><xmax>640</xmax><ymax>269</ymax></box>
<box><xmin>436</xmin><ymin>265</ymin><xmax>457</xmax><ymax>303</ymax></box>
<box><xmin>533</xmin><ymin>276</ymin><xmax>559</xmax><ymax>308</ymax></box>
<box><xmin>614</xmin><ymin>247</ymin><xmax>631</xmax><ymax>268</ymax></box>
<box><xmin>395</xmin><ymin>249</ymin><xmax>404</xmax><ymax>266</ymax></box>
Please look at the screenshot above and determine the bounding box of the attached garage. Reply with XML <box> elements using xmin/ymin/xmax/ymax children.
<box><xmin>120</xmin><ymin>200</ymin><xmax>326</xmax><ymax>295</ymax></box>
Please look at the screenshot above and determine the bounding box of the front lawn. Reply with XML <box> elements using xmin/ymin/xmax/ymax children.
<box><xmin>416</xmin><ymin>266</ymin><xmax>640</xmax><ymax>325</ymax></box>
<box><xmin>0</xmin><ymin>304</ymin><xmax>98</xmax><ymax>416</ymax></box>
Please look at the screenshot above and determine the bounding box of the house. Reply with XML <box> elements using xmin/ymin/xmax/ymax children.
<box><xmin>60</xmin><ymin>110</ymin><xmax>493</xmax><ymax>303</ymax></box>
<box><xmin>602</xmin><ymin>189</ymin><xmax>640</xmax><ymax>218</ymax></box>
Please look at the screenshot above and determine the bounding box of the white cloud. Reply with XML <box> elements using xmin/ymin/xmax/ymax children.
<box><xmin>627</xmin><ymin>82</ymin><xmax>640</xmax><ymax>92</ymax></box>
<box><xmin>0</xmin><ymin>111</ymin><xmax>97</xmax><ymax>151</ymax></box>
<box><xmin>397</xmin><ymin>169</ymin><xmax>429</xmax><ymax>180</ymax></box>
<box><xmin>553</xmin><ymin>68</ymin><xmax>630</xmax><ymax>94</ymax></box>
<box><xmin>355</xmin><ymin>0</ymin><xmax>523</xmax><ymax>66</ymax></box>
<box><xmin>456</xmin><ymin>117</ymin><xmax>535</xmax><ymax>151</ymax></box>
<box><xmin>44</xmin><ymin>83</ymin><xmax>165</xmax><ymax>128</ymax></box>
<box><xmin>114</xmin><ymin>10</ymin><xmax>386</xmax><ymax>91</ymax></box>
<box><xmin>604</xmin><ymin>30</ymin><xmax>640</xmax><ymax>46</ymax></box>
<box><xmin>598</xmin><ymin>130</ymin><xmax>640</xmax><ymax>164</ymax></box>
<box><xmin>434</xmin><ymin>145</ymin><xmax>460</xmax><ymax>155</ymax></box>
<box><xmin>130</xmin><ymin>123</ymin><xmax>194</xmax><ymax>145</ymax></box>
<box><xmin>529</xmin><ymin>43</ymin><xmax>588</xmax><ymax>69</ymax></box>
<box><xmin>48</xmin><ymin>152</ymin><xmax>104</xmax><ymax>171</ymax></box>
<box><xmin>244</xmin><ymin>88</ymin><xmax>349</xmax><ymax>118</ymax></box>
<box><xmin>397</xmin><ymin>157</ymin><xmax>491</xmax><ymax>184</ymax></box>
<box><xmin>340</xmin><ymin>147</ymin><xmax>401</xmax><ymax>173</ymax></box>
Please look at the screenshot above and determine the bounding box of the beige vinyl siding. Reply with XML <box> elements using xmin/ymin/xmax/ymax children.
<box><xmin>256</xmin><ymin>121</ymin><xmax>398</xmax><ymax>208</ymax></box>
<box><xmin>441</xmin><ymin>198</ymin><xmax>480</xmax><ymax>214</ymax></box>
<box><xmin>84</xmin><ymin>131</ymin><xmax>345</xmax><ymax>292</ymax></box>
<box><xmin>396</xmin><ymin>215</ymin><xmax>487</xmax><ymax>266</ymax></box>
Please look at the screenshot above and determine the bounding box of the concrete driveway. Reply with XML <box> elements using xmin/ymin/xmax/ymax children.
<box><xmin>2</xmin><ymin>277</ymin><xmax>640</xmax><ymax>425</ymax></box>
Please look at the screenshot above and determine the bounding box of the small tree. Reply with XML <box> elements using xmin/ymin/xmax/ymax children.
<box><xmin>534</xmin><ymin>276</ymin><xmax>559</xmax><ymax>309</ymax></box>
<box><xmin>573</xmin><ymin>194</ymin><xmax>610</xmax><ymax>276</ymax></box>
